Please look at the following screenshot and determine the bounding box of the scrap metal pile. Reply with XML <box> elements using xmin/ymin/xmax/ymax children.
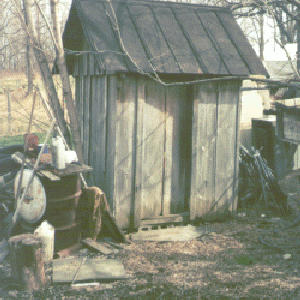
<box><xmin>238</xmin><ymin>146</ymin><xmax>288</xmax><ymax>215</ymax></box>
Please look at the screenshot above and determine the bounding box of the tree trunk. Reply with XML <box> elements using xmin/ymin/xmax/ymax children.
<box><xmin>22</xmin><ymin>0</ymin><xmax>71</xmax><ymax>145</ymax></box>
<box><xmin>50</xmin><ymin>0</ymin><xmax>83</xmax><ymax>163</ymax></box>
<box><xmin>26</xmin><ymin>43</ymin><xmax>34</xmax><ymax>95</ymax></box>
<box><xmin>9</xmin><ymin>234</ymin><xmax>46</xmax><ymax>291</ymax></box>
<box><xmin>23</xmin><ymin>0</ymin><xmax>34</xmax><ymax>95</ymax></box>
<box><xmin>259</xmin><ymin>13</ymin><xmax>264</xmax><ymax>61</ymax></box>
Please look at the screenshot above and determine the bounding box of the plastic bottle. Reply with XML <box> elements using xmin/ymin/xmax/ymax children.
<box><xmin>51</xmin><ymin>136</ymin><xmax>66</xmax><ymax>169</ymax></box>
<box><xmin>57</xmin><ymin>136</ymin><xmax>66</xmax><ymax>169</ymax></box>
<box><xmin>34</xmin><ymin>221</ymin><xmax>55</xmax><ymax>262</ymax></box>
<box><xmin>51</xmin><ymin>137</ymin><xmax>58</xmax><ymax>168</ymax></box>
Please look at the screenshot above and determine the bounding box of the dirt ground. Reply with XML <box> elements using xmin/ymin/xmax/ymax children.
<box><xmin>1</xmin><ymin>214</ymin><xmax>300</xmax><ymax>299</ymax></box>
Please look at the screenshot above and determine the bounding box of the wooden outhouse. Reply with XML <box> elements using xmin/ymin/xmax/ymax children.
<box><xmin>63</xmin><ymin>0</ymin><xmax>267</xmax><ymax>229</ymax></box>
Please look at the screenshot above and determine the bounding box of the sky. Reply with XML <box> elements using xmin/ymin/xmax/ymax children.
<box><xmin>263</xmin><ymin>43</ymin><xmax>297</xmax><ymax>62</ymax></box>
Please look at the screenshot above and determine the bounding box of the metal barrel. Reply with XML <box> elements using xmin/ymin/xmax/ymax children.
<box><xmin>39</xmin><ymin>174</ymin><xmax>82</xmax><ymax>253</ymax></box>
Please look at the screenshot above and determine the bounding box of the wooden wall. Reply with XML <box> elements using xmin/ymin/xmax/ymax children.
<box><xmin>75</xmin><ymin>74</ymin><xmax>241</xmax><ymax>229</ymax></box>
<box><xmin>190</xmin><ymin>80</ymin><xmax>241</xmax><ymax>220</ymax></box>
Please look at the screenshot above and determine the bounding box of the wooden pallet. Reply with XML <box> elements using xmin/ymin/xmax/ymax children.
<box><xmin>138</xmin><ymin>223</ymin><xmax>182</xmax><ymax>232</ymax></box>
<box><xmin>131</xmin><ymin>224</ymin><xmax>206</xmax><ymax>242</ymax></box>
<box><xmin>139</xmin><ymin>213</ymin><xmax>189</xmax><ymax>231</ymax></box>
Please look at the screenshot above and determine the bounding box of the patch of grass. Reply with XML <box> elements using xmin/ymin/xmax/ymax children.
<box><xmin>236</xmin><ymin>254</ymin><xmax>254</xmax><ymax>266</ymax></box>
<box><xmin>0</xmin><ymin>135</ymin><xmax>24</xmax><ymax>147</ymax></box>
<box><xmin>0</xmin><ymin>132</ymin><xmax>49</xmax><ymax>147</ymax></box>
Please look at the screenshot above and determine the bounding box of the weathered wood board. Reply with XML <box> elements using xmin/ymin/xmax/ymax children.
<box><xmin>105</xmin><ymin>76</ymin><xmax>117</xmax><ymax>211</ymax></box>
<box><xmin>53</xmin><ymin>163</ymin><xmax>92</xmax><ymax>176</ymax></box>
<box><xmin>165</xmin><ymin>85</ymin><xmax>178</xmax><ymax>215</ymax></box>
<box><xmin>114</xmin><ymin>75</ymin><xmax>136</xmax><ymax>229</ymax></box>
<box><xmin>136</xmin><ymin>78</ymin><xmax>165</xmax><ymax>220</ymax></box>
<box><xmin>283</xmin><ymin>112</ymin><xmax>300</xmax><ymax>142</ymax></box>
<box><xmin>75</xmin><ymin>76</ymin><xmax>84</xmax><ymax>143</ymax></box>
<box><xmin>190</xmin><ymin>80</ymin><xmax>240</xmax><ymax>219</ymax></box>
<box><xmin>168</xmin><ymin>85</ymin><xmax>190</xmax><ymax>214</ymax></box>
<box><xmin>190</xmin><ymin>82</ymin><xmax>217</xmax><ymax>219</ymax></box>
<box><xmin>131</xmin><ymin>225</ymin><xmax>209</xmax><ymax>242</ymax></box>
<box><xmin>90</xmin><ymin>76</ymin><xmax>107</xmax><ymax>189</ymax></box>
<box><xmin>83</xmin><ymin>75</ymin><xmax>90</xmax><ymax>165</ymax></box>
<box><xmin>52</xmin><ymin>258</ymin><xmax>127</xmax><ymax>283</ymax></box>
<box><xmin>214</xmin><ymin>81</ymin><xmax>240</xmax><ymax>215</ymax></box>
<box><xmin>82</xmin><ymin>239</ymin><xmax>115</xmax><ymax>255</ymax></box>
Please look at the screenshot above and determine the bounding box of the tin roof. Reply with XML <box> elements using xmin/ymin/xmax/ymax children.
<box><xmin>63</xmin><ymin>0</ymin><xmax>267</xmax><ymax>76</ymax></box>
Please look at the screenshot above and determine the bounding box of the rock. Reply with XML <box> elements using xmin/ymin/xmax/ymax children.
<box><xmin>283</xmin><ymin>254</ymin><xmax>291</xmax><ymax>260</ymax></box>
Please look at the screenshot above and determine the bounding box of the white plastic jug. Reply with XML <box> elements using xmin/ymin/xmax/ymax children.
<box><xmin>51</xmin><ymin>136</ymin><xmax>66</xmax><ymax>169</ymax></box>
<box><xmin>34</xmin><ymin>221</ymin><xmax>55</xmax><ymax>261</ymax></box>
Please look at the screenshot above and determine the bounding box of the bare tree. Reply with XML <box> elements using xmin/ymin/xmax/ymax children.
<box><xmin>191</xmin><ymin>0</ymin><xmax>300</xmax><ymax>79</ymax></box>
<box><xmin>22</xmin><ymin>0</ymin><xmax>34</xmax><ymax>94</ymax></box>
<box><xmin>18</xmin><ymin>0</ymin><xmax>71</xmax><ymax>144</ymax></box>
<box><xmin>0</xmin><ymin>1</ymin><xmax>26</xmax><ymax>71</ymax></box>
<box><xmin>12</xmin><ymin>0</ymin><xmax>83</xmax><ymax>162</ymax></box>
<box><xmin>50</xmin><ymin>0</ymin><xmax>83</xmax><ymax>162</ymax></box>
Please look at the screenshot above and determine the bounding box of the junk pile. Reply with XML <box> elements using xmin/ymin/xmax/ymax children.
<box><xmin>238</xmin><ymin>146</ymin><xmax>288</xmax><ymax>215</ymax></box>
<box><xmin>0</xmin><ymin>131</ymin><xmax>127</xmax><ymax>292</ymax></box>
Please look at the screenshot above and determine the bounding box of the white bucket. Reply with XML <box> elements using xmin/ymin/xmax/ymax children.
<box><xmin>65</xmin><ymin>150</ymin><xmax>78</xmax><ymax>164</ymax></box>
<box><xmin>34</xmin><ymin>221</ymin><xmax>55</xmax><ymax>261</ymax></box>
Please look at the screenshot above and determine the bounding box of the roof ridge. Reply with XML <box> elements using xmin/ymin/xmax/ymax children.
<box><xmin>78</xmin><ymin>0</ymin><xmax>231</xmax><ymax>12</ymax></box>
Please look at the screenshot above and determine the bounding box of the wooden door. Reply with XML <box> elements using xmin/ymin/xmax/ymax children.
<box><xmin>135</xmin><ymin>79</ymin><xmax>166</xmax><ymax>221</ymax></box>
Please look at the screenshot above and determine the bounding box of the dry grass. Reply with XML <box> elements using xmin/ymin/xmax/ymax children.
<box><xmin>0</xmin><ymin>70</ymin><xmax>74</xmax><ymax>146</ymax></box>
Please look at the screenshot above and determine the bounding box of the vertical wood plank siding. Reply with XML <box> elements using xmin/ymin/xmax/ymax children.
<box><xmin>134</xmin><ymin>78</ymin><xmax>145</xmax><ymax>226</ymax></box>
<box><xmin>75</xmin><ymin>76</ymin><xmax>83</xmax><ymax>139</ymax></box>
<box><xmin>76</xmin><ymin>73</ymin><xmax>241</xmax><ymax>228</ymax></box>
<box><xmin>214</xmin><ymin>81</ymin><xmax>240</xmax><ymax>215</ymax></box>
<box><xmin>190</xmin><ymin>80</ymin><xmax>241</xmax><ymax>220</ymax></box>
<box><xmin>82</xmin><ymin>76</ymin><xmax>90</xmax><ymax>166</ymax></box>
<box><xmin>138</xmin><ymin>78</ymin><xmax>165</xmax><ymax>220</ymax></box>
<box><xmin>106</xmin><ymin>76</ymin><xmax>117</xmax><ymax>212</ymax></box>
<box><xmin>190</xmin><ymin>82</ymin><xmax>217</xmax><ymax>219</ymax></box>
<box><xmin>90</xmin><ymin>76</ymin><xmax>107</xmax><ymax>189</ymax></box>
<box><xmin>113</xmin><ymin>75</ymin><xmax>136</xmax><ymax>229</ymax></box>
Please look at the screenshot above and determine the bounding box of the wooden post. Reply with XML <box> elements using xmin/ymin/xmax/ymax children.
<box><xmin>9</xmin><ymin>234</ymin><xmax>46</xmax><ymax>291</ymax></box>
<box><xmin>7</xmin><ymin>89</ymin><xmax>11</xmax><ymax>135</ymax></box>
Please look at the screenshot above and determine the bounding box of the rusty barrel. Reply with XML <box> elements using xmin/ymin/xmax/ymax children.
<box><xmin>39</xmin><ymin>173</ymin><xmax>82</xmax><ymax>253</ymax></box>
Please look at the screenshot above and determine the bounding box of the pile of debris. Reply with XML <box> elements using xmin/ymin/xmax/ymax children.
<box><xmin>238</xmin><ymin>146</ymin><xmax>288</xmax><ymax>215</ymax></box>
<box><xmin>0</xmin><ymin>140</ymin><xmax>129</xmax><ymax>294</ymax></box>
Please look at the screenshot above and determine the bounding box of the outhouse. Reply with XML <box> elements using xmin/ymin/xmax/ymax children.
<box><xmin>63</xmin><ymin>0</ymin><xmax>267</xmax><ymax>229</ymax></box>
